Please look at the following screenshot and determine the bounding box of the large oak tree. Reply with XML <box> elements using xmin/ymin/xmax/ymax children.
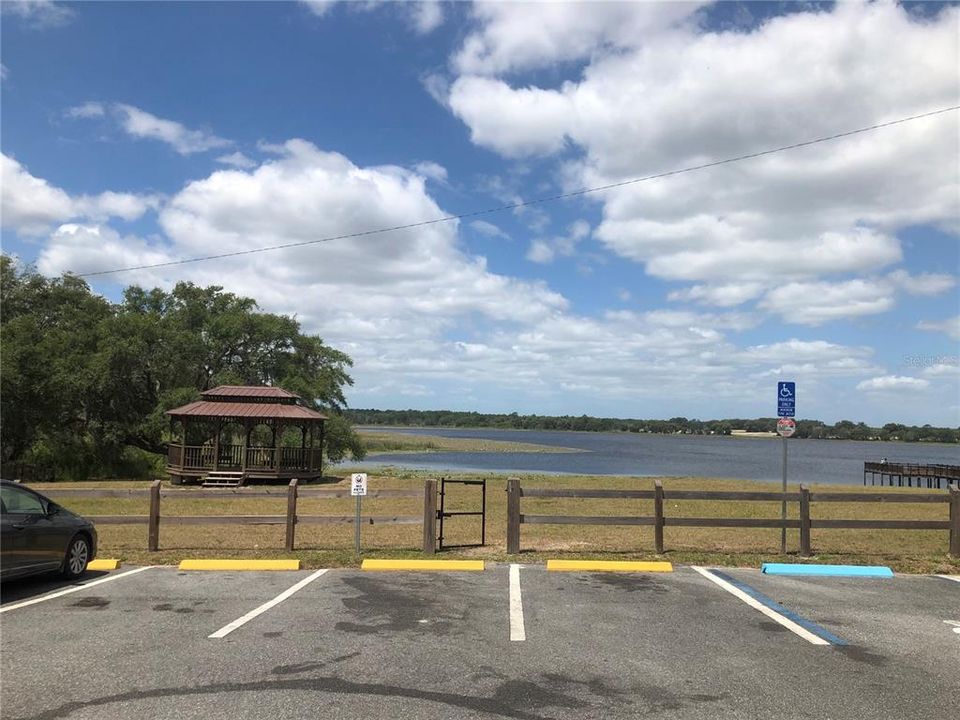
<box><xmin>1</xmin><ymin>256</ymin><xmax>364</xmax><ymax>477</ymax></box>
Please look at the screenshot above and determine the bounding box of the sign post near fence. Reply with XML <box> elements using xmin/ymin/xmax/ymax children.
<box><xmin>351</xmin><ymin>473</ymin><xmax>367</xmax><ymax>558</ymax></box>
<box><xmin>777</xmin><ymin>382</ymin><xmax>796</xmax><ymax>554</ymax></box>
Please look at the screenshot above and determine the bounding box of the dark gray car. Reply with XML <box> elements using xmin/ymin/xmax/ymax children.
<box><xmin>0</xmin><ymin>480</ymin><xmax>98</xmax><ymax>581</ymax></box>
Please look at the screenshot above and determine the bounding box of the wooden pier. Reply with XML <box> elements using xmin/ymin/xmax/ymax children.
<box><xmin>863</xmin><ymin>461</ymin><xmax>960</xmax><ymax>489</ymax></box>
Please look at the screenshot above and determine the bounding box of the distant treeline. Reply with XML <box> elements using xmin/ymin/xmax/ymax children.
<box><xmin>345</xmin><ymin>410</ymin><xmax>960</xmax><ymax>443</ymax></box>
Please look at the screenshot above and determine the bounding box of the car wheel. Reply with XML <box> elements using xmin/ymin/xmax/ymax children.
<box><xmin>62</xmin><ymin>535</ymin><xmax>90</xmax><ymax>579</ymax></box>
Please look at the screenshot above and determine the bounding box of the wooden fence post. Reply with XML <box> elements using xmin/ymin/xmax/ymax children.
<box><xmin>654</xmin><ymin>480</ymin><xmax>665</xmax><ymax>554</ymax></box>
<box><xmin>799</xmin><ymin>485</ymin><xmax>811</xmax><ymax>557</ymax></box>
<box><xmin>949</xmin><ymin>483</ymin><xmax>960</xmax><ymax>559</ymax></box>
<box><xmin>285</xmin><ymin>478</ymin><xmax>298</xmax><ymax>552</ymax></box>
<box><xmin>506</xmin><ymin>477</ymin><xmax>521</xmax><ymax>555</ymax></box>
<box><xmin>147</xmin><ymin>480</ymin><xmax>161</xmax><ymax>551</ymax></box>
<box><xmin>423</xmin><ymin>479</ymin><xmax>437</xmax><ymax>554</ymax></box>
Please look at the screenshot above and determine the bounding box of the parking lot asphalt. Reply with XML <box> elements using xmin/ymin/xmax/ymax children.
<box><xmin>1</xmin><ymin>565</ymin><xmax>957</xmax><ymax>720</ymax></box>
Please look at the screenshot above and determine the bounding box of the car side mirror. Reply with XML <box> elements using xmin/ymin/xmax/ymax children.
<box><xmin>45</xmin><ymin>503</ymin><xmax>61</xmax><ymax>516</ymax></box>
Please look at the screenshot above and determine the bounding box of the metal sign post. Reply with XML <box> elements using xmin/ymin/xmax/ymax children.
<box><xmin>351</xmin><ymin>473</ymin><xmax>367</xmax><ymax>558</ymax></box>
<box><xmin>781</xmin><ymin>437</ymin><xmax>788</xmax><ymax>554</ymax></box>
<box><xmin>776</xmin><ymin>383</ymin><xmax>797</xmax><ymax>555</ymax></box>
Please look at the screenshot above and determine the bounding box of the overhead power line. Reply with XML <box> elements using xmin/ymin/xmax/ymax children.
<box><xmin>77</xmin><ymin>105</ymin><xmax>959</xmax><ymax>278</ymax></box>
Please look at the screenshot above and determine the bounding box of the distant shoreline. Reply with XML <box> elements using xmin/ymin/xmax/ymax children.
<box><xmin>356</xmin><ymin>425</ymin><xmax>959</xmax><ymax>446</ymax></box>
<box><xmin>729</xmin><ymin>430</ymin><xmax>778</xmax><ymax>438</ymax></box>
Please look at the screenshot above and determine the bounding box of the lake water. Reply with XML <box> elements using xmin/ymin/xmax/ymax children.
<box><xmin>353</xmin><ymin>427</ymin><xmax>960</xmax><ymax>486</ymax></box>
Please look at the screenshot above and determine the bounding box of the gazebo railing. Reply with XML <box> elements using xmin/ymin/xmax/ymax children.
<box><xmin>245</xmin><ymin>447</ymin><xmax>276</xmax><ymax>469</ymax></box>
<box><xmin>184</xmin><ymin>445</ymin><xmax>215</xmax><ymax>469</ymax></box>
<box><xmin>280</xmin><ymin>447</ymin><xmax>308</xmax><ymax>468</ymax></box>
<box><xmin>219</xmin><ymin>444</ymin><xmax>244</xmax><ymax>468</ymax></box>
<box><xmin>168</xmin><ymin>444</ymin><xmax>320</xmax><ymax>472</ymax></box>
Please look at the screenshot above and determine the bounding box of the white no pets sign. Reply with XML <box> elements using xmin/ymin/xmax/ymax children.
<box><xmin>350</xmin><ymin>473</ymin><xmax>368</xmax><ymax>496</ymax></box>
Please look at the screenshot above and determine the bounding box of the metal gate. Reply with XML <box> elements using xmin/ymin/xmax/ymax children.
<box><xmin>437</xmin><ymin>478</ymin><xmax>486</xmax><ymax>550</ymax></box>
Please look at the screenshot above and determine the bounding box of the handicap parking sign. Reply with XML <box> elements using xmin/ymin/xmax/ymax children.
<box><xmin>777</xmin><ymin>382</ymin><xmax>796</xmax><ymax>418</ymax></box>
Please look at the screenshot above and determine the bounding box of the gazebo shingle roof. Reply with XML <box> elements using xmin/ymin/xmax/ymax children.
<box><xmin>166</xmin><ymin>401</ymin><xmax>327</xmax><ymax>420</ymax></box>
<box><xmin>166</xmin><ymin>385</ymin><xmax>327</xmax><ymax>420</ymax></box>
<box><xmin>201</xmin><ymin>385</ymin><xmax>301</xmax><ymax>399</ymax></box>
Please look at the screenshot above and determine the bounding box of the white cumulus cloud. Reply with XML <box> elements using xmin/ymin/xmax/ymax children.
<box><xmin>669</xmin><ymin>282</ymin><xmax>767</xmax><ymax>307</ymax></box>
<box><xmin>37</xmin><ymin>224</ymin><xmax>174</xmax><ymax>283</ymax></box>
<box><xmin>856</xmin><ymin>375</ymin><xmax>930</xmax><ymax>392</ymax></box>
<box><xmin>412</xmin><ymin>161</ymin><xmax>448</xmax><ymax>184</ymax></box>
<box><xmin>526</xmin><ymin>220</ymin><xmax>590</xmax><ymax>264</ymax></box>
<box><xmin>444</xmin><ymin>1</ymin><xmax>959</xmax><ymax>320</ymax></box>
<box><xmin>65</xmin><ymin>101</ymin><xmax>232</xmax><ymax>155</ymax></box>
<box><xmin>114</xmin><ymin>104</ymin><xmax>231</xmax><ymax>155</ymax></box>
<box><xmin>1</xmin><ymin>0</ymin><xmax>75</xmax><ymax>29</ymax></box>
<box><xmin>301</xmin><ymin>0</ymin><xmax>336</xmax><ymax>17</ymax></box>
<box><xmin>917</xmin><ymin>316</ymin><xmax>960</xmax><ymax>341</ymax></box>
<box><xmin>1</xmin><ymin>154</ymin><xmax>158</xmax><ymax>235</ymax></box>
<box><xmin>154</xmin><ymin>139</ymin><xmax>568</xmax><ymax>337</ymax></box>
<box><xmin>409</xmin><ymin>1</ymin><xmax>444</xmax><ymax>34</ymax></box>
<box><xmin>887</xmin><ymin>269</ymin><xmax>956</xmax><ymax>296</ymax></box>
<box><xmin>301</xmin><ymin>1</ymin><xmax>443</xmax><ymax>34</ymax></box>
<box><xmin>454</xmin><ymin>1</ymin><xmax>704</xmax><ymax>75</ymax></box>
<box><xmin>215</xmin><ymin>152</ymin><xmax>257</xmax><ymax>169</ymax></box>
<box><xmin>470</xmin><ymin>220</ymin><xmax>509</xmax><ymax>239</ymax></box>
<box><xmin>65</xmin><ymin>101</ymin><xmax>106</xmax><ymax>119</ymax></box>
<box><xmin>1</xmin><ymin>154</ymin><xmax>74</xmax><ymax>234</ymax></box>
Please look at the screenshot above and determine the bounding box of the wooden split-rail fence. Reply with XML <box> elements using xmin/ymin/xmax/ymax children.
<box><xmin>39</xmin><ymin>479</ymin><xmax>441</xmax><ymax>554</ymax></box>
<box><xmin>506</xmin><ymin>479</ymin><xmax>960</xmax><ymax>557</ymax></box>
<box><xmin>30</xmin><ymin>478</ymin><xmax>960</xmax><ymax>559</ymax></box>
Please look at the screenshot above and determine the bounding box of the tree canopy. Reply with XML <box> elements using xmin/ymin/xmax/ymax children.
<box><xmin>1</xmin><ymin>257</ymin><xmax>364</xmax><ymax>478</ymax></box>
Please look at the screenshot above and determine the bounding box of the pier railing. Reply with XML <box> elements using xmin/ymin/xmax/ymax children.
<box><xmin>863</xmin><ymin>462</ymin><xmax>960</xmax><ymax>489</ymax></box>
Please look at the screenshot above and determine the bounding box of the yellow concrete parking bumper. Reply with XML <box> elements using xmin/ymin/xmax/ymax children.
<box><xmin>87</xmin><ymin>559</ymin><xmax>120</xmax><ymax>571</ymax></box>
<box><xmin>361</xmin><ymin>559</ymin><xmax>485</xmax><ymax>572</ymax></box>
<box><xmin>546</xmin><ymin>560</ymin><xmax>673</xmax><ymax>573</ymax></box>
<box><xmin>178</xmin><ymin>559</ymin><xmax>301</xmax><ymax>571</ymax></box>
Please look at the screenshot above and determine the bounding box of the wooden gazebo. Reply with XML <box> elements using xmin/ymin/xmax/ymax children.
<box><xmin>165</xmin><ymin>385</ymin><xmax>326</xmax><ymax>486</ymax></box>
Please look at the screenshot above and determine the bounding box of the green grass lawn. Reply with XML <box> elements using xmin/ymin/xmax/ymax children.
<box><xmin>29</xmin><ymin>471</ymin><xmax>959</xmax><ymax>574</ymax></box>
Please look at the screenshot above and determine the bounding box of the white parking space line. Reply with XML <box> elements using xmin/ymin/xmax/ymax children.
<box><xmin>509</xmin><ymin>563</ymin><xmax>526</xmax><ymax>642</ymax></box>
<box><xmin>208</xmin><ymin>569</ymin><xmax>329</xmax><ymax>639</ymax></box>
<box><xmin>0</xmin><ymin>566</ymin><xmax>155</xmax><ymax>614</ymax></box>
<box><xmin>934</xmin><ymin>575</ymin><xmax>960</xmax><ymax>583</ymax></box>
<box><xmin>691</xmin><ymin>566</ymin><xmax>831</xmax><ymax>646</ymax></box>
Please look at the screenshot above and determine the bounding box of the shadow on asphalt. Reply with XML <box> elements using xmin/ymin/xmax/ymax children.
<box><xmin>0</xmin><ymin>570</ymin><xmax>111</xmax><ymax>605</ymax></box>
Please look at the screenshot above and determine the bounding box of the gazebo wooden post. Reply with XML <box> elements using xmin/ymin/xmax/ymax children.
<box><xmin>241</xmin><ymin>420</ymin><xmax>251</xmax><ymax>473</ymax></box>
<box><xmin>273</xmin><ymin>420</ymin><xmax>282</xmax><ymax>472</ymax></box>
<box><xmin>213</xmin><ymin>418</ymin><xmax>222</xmax><ymax>470</ymax></box>
<box><xmin>168</xmin><ymin>417</ymin><xmax>178</xmax><ymax>474</ymax></box>
<box><xmin>300</xmin><ymin>425</ymin><xmax>307</xmax><ymax>471</ymax></box>
<box><xmin>184</xmin><ymin>417</ymin><xmax>192</xmax><ymax>466</ymax></box>
<box><xmin>168</xmin><ymin>417</ymin><xmax>175</xmax><ymax>469</ymax></box>
<box><xmin>318</xmin><ymin>421</ymin><xmax>325</xmax><ymax>478</ymax></box>
<box><xmin>305</xmin><ymin>424</ymin><xmax>313</xmax><ymax>473</ymax></box>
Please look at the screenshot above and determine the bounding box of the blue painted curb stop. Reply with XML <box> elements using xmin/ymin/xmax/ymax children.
<box><xmin>762</xmin><ymin>563</ymin><xmax>894</xmax><ymax>578</ymax></box>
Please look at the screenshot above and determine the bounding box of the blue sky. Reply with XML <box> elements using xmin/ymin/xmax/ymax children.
<box><xmin>2</xmin><ymin>0</ymin><xmax>958</xmax><ymax>425</ymax></box>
